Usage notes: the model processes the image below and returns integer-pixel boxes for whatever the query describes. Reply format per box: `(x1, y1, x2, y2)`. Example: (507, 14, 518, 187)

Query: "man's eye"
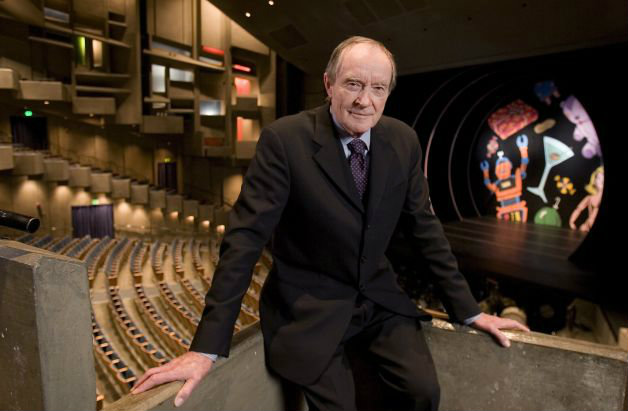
(346, 82, 361, 90)
(373, 86, 387, 95)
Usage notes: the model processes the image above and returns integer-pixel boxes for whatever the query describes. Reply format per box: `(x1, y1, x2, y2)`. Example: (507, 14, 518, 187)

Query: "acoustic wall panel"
(12, 152, 44, 176)
(0, 145, 14, 170)
(183, 199, 198, 218)
(131, 183, 149, 204)
(90, 172, 112, 193)
(149, 188, 166, 208)
(69, 165, 91, 187)
(111, 178, 131, 199)
(43, 158, 70, 181)
(166, 193, 183, 213)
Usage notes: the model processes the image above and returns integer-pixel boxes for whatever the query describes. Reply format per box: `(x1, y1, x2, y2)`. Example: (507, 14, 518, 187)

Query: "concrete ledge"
(104, 319, 628, 411)
(0, 144, 14, 170)
(0, 240, 95, 411)
(0, 68, 20, 90)
(19, 80, 68, 101)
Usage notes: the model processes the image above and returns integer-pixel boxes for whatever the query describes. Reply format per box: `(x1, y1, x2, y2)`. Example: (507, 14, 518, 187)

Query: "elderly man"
(133, 36, 528, 411)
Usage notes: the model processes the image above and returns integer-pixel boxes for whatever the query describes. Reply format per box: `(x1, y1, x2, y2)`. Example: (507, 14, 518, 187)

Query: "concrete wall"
(105, 321, 628, 411)
(0, 240, 96, 411)
(0, 108, 246, 237)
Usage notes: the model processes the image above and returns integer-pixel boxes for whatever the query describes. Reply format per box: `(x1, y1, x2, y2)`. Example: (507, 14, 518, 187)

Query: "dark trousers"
(299, 296, 440, 411)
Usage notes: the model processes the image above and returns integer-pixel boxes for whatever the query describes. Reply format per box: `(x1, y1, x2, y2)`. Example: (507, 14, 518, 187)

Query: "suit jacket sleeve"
(400, 133, 481, 323)
(190, 127, 290, 356)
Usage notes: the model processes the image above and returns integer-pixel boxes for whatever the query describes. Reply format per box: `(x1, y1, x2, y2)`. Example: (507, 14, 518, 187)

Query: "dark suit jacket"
(190, 104, 480, 385)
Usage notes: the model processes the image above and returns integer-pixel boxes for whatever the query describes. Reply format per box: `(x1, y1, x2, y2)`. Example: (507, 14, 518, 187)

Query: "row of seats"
(129, 241, 148, 283)
(105, 238, 132, 287)
(108, 286, 169, 368)
(150, 241, 167, 282)
(171, 239, 185, 276)
(31, 234, 53, 248)
(133, 283, 190, 356)
(91, 313, 137, 392)
(65, 236, 95, 259)
(85, 237, 115, 287)
(48, 235, 73, 253)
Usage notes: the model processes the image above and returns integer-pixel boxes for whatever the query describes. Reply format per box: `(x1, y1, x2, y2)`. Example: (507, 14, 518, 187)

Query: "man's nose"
(354, 88, 371, 106)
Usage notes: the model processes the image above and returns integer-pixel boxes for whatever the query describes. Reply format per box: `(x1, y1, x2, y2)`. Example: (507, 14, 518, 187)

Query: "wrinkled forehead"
(336, 44, 393, 83)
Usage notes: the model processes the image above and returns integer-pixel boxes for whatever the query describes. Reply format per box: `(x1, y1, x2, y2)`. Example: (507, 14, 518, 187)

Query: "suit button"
(359, 284, 366, 292)
(360, 256, 367, 264)
(366, 224, 371, 230)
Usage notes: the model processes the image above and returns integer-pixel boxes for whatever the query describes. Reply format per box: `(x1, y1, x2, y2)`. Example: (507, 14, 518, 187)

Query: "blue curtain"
(71, 204, 114, 238)
(72, 206, 91, 238)
(158, 162, 177, 191)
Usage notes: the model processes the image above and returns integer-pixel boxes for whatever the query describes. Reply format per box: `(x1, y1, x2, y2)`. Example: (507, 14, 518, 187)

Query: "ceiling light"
(245, 12, 251, 17)
(268, 0, 274, 5)
(44, 101, 50, 105)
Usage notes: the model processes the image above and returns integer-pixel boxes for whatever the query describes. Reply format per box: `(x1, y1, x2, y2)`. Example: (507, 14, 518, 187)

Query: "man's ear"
(323, 72, 332, 98)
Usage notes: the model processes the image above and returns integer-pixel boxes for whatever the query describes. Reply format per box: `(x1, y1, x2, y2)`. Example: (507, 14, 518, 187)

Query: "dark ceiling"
(209, 0, 628, 76)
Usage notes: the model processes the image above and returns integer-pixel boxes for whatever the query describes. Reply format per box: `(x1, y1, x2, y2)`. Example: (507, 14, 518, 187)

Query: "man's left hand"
(469, 313, 530, 347)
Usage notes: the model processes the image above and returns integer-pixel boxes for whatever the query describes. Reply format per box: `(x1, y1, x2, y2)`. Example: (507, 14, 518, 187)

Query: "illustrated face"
(595, 170, 604, 190)
(324, 43, 392, 136)
(495, 160, 512, 180)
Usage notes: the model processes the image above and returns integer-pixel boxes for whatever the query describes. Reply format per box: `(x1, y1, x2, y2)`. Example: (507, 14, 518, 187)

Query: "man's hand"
(469, 312, 530, 347)
(131, 351, 214, 407)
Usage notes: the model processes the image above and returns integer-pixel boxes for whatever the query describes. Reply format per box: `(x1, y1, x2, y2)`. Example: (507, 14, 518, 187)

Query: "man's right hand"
(131, 351, 214, 407)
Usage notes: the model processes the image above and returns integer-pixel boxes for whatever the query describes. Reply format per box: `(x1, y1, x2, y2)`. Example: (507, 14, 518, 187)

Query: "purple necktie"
(348, 138, 369, 199)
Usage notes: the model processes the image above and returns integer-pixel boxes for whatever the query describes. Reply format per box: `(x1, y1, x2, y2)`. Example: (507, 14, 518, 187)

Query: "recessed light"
(245, 12, 251, 17)
(44, 101, 50, 105)
(268, 0, 274, 5)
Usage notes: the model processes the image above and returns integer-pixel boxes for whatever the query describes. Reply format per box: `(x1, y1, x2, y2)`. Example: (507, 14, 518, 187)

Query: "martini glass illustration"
(527, 136, 574, 203)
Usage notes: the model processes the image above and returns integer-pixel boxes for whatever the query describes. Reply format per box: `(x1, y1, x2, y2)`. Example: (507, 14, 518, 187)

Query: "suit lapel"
(312, 106, 365, 213)
(366, 122, 395, 224)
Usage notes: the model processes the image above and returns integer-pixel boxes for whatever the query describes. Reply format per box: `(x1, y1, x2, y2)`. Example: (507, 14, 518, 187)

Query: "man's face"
(324, 43, 392, 136)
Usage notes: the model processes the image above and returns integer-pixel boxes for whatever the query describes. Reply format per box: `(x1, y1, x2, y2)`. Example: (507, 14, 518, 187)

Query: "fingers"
(132, 369, 180, 394)
(489, 327, 511, 348)
(174, 377, 201, 407)
(133, 362, 175, 392)
(497, 318, 530, 333)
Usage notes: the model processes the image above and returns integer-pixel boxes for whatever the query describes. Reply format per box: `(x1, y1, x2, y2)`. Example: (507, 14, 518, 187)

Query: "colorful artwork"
(534, 80, 561, 105)
(527, 136, 574, 203)
(534, 197, 563, 227)
(488, 100, 539, 140)
(473, 79, 604, 230)
(555, 175, 576, 195)
(561, 95, 601, 159)
(534, 119, 556, 134)
(486, 136, 499, 158)
(569, 166, 604, 232)
(480, 134, 530, 222)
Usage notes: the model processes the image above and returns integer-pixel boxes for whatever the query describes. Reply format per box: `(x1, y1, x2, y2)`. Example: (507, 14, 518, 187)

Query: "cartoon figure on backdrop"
(480, 134, 529, 222)
(486, 136, 499, 158)
(561, 95, 601, 159)
(569, 166, 604, 232)
(534, 197, 562, 227)
(534, 80, 561, 105)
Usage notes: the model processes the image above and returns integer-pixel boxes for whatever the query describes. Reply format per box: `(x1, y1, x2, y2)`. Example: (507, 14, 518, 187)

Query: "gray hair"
(325, 36, 397, 92)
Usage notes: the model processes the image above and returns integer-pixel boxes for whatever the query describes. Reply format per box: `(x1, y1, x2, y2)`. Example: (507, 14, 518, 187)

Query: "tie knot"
(348, 138, 367, 155)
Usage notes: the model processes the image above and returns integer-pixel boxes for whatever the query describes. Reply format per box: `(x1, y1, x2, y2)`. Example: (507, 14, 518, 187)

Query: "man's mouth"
(348, 111, 371, 117)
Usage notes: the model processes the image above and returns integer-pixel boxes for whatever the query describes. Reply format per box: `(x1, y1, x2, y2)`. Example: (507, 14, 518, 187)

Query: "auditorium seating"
(5, 230, 269, 405)
(104, 238, 133, 287)
(133, 283, 190, 356)
(31, 234, 53, 249)
(84, 237, 116, 287)
(47, 235, 73, 253)
(65, 235, 96, 259)
(107, 286, 169, 368)
(91, 313, 137, 392)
